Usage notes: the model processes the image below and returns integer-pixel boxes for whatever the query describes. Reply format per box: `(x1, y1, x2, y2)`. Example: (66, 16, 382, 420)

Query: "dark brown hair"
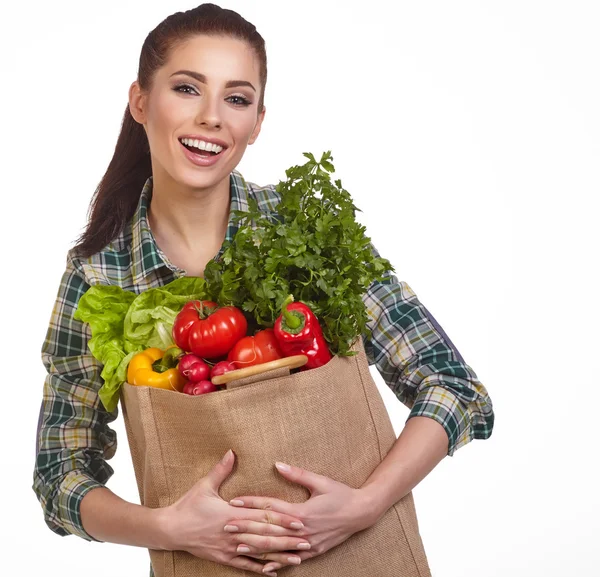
(74, 3, 267, 258)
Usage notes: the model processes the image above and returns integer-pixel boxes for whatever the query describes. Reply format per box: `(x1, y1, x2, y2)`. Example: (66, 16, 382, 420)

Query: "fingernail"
(237, 545, 251, 553)
(263, 571, 277, 577)
(290, 521, 304, 529)
(297, 542, 311, 550)
(288, 556, 302, 564)
(223, 525, 238, 532)
(275, 462, 290, 472)
(221, 449, 233, 464)
(230, 499, 245, 506)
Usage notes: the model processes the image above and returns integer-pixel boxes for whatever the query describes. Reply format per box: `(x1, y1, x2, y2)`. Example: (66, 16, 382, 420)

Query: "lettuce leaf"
(74, 276, 208, 412)
(74, 285, 137, 412)
(123, 277, 208, 352)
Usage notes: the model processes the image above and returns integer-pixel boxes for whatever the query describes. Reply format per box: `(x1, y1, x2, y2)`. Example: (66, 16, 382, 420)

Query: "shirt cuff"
(54, 471, 106, 542)
(407, 384, 473, 456)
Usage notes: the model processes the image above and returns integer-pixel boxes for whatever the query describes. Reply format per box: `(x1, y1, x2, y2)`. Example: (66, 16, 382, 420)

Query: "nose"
(195, 95, 222, 129)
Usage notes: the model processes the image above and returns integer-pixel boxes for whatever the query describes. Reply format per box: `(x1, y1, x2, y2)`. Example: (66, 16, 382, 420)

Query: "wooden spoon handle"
(211, 355, 308, 386)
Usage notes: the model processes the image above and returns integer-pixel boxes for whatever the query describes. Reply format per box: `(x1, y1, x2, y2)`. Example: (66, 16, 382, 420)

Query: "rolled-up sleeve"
(362, 265, 494, 456)
(33, 254, 117, 540)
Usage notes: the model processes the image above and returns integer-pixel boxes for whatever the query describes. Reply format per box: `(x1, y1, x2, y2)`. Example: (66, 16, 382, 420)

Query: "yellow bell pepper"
(127, 347, 187, 391)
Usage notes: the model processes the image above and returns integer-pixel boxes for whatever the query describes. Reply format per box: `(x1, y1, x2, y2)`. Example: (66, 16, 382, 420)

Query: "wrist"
(358, 482, 395, 526)
(149, 505, 174, 551)
(354, 485, 388, 529)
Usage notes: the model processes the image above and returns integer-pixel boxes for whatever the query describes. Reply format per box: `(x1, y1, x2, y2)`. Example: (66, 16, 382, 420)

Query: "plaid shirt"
(33, 170, 494, 545)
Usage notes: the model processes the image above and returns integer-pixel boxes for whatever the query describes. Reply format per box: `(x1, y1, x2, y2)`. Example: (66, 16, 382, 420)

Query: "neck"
(147, 171, 231, 254)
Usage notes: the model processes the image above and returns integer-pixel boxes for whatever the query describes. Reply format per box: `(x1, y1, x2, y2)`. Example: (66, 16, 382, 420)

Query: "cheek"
(228, 111, 260, 143)
(147, 92, 188, 141)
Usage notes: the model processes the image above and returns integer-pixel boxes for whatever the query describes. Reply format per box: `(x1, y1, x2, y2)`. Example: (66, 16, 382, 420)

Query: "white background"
(2, 1, 599, 574)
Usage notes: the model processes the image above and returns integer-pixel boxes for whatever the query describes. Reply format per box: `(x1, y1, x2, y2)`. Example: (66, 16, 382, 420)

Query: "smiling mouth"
(179, 137, 226, 157)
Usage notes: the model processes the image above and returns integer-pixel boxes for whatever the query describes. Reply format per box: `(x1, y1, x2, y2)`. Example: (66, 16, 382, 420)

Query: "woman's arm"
(34, 257, 117, 541)
(230, 418, 448, 575)
(80, 487, 165, 548)
(362, 261, 494, 457)
(81, 451, 309, 577)
(360, 416, 449, 524)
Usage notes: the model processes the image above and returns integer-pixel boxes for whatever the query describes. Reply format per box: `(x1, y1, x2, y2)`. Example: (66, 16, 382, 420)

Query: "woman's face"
(130, 34, 265, 191)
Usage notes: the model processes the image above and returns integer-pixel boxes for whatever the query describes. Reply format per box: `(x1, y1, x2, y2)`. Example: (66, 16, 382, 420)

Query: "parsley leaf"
(204, 151, 394, 356)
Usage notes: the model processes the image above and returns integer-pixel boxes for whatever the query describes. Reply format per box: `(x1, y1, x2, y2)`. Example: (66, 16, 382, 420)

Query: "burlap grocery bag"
(120, 339, 431, 576)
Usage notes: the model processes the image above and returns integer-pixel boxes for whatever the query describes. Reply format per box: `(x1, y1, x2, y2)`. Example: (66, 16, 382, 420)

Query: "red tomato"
(227, 329, 283, 368)
(172, 300, 248, 359)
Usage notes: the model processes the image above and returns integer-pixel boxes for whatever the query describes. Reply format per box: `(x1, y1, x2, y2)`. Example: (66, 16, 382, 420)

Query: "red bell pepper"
(273, 295, 333, 370)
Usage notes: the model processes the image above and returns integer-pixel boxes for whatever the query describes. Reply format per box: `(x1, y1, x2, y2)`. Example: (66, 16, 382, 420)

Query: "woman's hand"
(155, 451, 310, 577)
(229, 461, 378, 574)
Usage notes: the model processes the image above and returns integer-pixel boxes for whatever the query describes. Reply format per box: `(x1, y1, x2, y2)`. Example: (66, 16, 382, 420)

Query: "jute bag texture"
(120, 339, 431, 577)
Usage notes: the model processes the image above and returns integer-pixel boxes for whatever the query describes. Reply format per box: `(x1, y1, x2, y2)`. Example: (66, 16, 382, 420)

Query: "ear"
(248, 106, 266, 145)
(128, 80, 148, 126)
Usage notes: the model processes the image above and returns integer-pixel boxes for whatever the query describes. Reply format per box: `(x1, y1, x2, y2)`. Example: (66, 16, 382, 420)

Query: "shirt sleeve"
(362, 253, 494, 456)
(33, 252, 118, 541)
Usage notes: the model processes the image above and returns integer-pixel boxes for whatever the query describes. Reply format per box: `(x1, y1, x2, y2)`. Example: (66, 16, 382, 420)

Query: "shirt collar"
(130, 170, 252, 285)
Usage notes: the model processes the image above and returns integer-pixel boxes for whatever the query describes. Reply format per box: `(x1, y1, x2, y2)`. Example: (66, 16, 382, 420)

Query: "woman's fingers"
(224, 519, 304, 537)
(234, 533, 311, 554)
(230, 496, 296, 517)
(261, 550, 318, 573)
(241, 507, 304, 530)
(228, 555, 278, 577)
(247, 551, 302, 567)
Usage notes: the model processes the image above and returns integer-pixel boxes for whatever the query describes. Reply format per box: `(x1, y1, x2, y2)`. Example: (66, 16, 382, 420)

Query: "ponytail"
(74, 105, 151, 257)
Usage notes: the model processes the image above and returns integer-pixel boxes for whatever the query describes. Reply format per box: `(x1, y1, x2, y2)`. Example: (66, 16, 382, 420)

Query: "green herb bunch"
(204, 151, 394, 356)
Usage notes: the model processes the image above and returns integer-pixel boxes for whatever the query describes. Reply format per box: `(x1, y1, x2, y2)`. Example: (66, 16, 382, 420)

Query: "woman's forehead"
(163, 35, 261, 83)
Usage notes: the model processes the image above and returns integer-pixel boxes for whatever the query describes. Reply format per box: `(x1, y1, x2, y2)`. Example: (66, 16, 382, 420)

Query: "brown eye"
(174, 84, 198, 95)
(227, 95, 251, 107)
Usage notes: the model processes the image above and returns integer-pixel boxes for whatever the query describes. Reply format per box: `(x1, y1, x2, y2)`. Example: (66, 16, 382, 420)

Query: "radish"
(211, 360, 236, 378)
(190, 380, 218, 395)
(186, 361, 211, 383)
(182, 381, 196, 395)
(178, 353, 204, 375)
(178, 354, 210, 382)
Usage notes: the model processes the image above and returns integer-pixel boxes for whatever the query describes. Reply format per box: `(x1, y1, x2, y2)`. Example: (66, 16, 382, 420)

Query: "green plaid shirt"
(33, 170, 494, 544)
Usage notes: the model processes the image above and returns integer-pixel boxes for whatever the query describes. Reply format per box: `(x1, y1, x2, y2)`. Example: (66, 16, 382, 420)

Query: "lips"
(178, 135, 229, 149)
(179, 139, 226, 168)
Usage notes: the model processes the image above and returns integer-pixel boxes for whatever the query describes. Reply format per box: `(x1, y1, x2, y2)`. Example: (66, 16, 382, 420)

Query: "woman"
(33, 4, 494, 576)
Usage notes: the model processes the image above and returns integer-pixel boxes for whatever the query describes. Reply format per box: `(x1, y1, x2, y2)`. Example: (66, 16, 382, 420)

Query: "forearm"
(360, 416, 448, 522)
(80, 486, 167, 550)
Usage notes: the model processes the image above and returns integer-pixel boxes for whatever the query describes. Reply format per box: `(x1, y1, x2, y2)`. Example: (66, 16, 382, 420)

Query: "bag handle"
(212, 354, 308, 387)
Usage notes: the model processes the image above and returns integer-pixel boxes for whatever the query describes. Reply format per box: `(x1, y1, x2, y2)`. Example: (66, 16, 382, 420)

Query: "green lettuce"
(123, 277, 208, 352)
(74, 277, 208, 412)
(74, 285, 137, 412)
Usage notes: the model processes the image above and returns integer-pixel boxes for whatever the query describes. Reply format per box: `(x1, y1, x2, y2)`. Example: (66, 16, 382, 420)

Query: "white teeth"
(180, 137, 223, 154)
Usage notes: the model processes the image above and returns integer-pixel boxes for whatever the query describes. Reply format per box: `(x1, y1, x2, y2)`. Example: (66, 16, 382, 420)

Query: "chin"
(176, 165, 232, 191)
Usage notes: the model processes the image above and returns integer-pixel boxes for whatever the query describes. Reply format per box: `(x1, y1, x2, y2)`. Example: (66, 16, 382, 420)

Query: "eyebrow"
(170, 70, 256, 92)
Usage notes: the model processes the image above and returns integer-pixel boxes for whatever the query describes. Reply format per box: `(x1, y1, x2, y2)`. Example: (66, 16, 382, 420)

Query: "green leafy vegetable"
(74, 276, 208, 412)
(204, 151, 393, 356)
(123, 277, 208, 352)
(74, 285, 137, 412)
